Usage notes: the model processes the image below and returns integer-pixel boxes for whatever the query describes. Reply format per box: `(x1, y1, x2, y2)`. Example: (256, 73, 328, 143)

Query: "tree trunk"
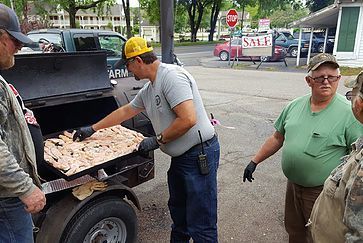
(187, 1, 197, 42)
(122, 0, 132, 38)
(194, 2, 204, 41)
(240, 5, 245, 31)
(68, 10, 77, 28)
(208, 0, 221, 41)
(67, 0, 77, 28)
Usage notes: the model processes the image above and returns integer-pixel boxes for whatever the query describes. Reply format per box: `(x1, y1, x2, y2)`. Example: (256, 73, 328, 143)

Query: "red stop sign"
(226, 9, 239, 28)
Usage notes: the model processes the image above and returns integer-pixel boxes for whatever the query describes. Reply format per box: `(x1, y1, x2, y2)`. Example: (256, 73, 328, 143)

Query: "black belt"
(187, 134, 217, 154)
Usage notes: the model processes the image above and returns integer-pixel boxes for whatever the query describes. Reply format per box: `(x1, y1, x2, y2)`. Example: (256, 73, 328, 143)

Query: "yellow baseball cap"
(124, 37, 153, 59)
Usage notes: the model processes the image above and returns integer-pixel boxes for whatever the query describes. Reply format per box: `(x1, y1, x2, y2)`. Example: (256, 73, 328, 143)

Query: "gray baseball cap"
(0, 4, 32, 44)
(307, 53, 339, 72)
(345, 71, 363, 89)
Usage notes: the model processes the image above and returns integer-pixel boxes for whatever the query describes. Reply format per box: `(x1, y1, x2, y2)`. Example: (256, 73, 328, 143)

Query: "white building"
(291, 0, 363, 67)
(28, 4, 130, 33)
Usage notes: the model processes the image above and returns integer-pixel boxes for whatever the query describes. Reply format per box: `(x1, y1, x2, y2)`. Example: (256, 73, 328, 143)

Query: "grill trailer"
(2, 51, 155, 243)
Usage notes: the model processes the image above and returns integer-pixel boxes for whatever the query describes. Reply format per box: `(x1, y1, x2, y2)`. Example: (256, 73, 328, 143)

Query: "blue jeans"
(0, 197, 34, 243)
(168, 135, 220, 243)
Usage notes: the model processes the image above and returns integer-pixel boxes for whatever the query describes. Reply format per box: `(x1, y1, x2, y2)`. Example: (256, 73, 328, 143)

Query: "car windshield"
(99, 35, 125, 57)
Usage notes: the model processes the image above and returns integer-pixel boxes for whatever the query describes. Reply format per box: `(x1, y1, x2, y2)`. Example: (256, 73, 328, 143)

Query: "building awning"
(289, 4, 339, 28)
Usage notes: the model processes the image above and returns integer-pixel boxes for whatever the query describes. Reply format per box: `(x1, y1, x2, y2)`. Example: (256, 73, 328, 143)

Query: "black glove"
(138, 136, 160, 154)
(243, 161, 257, 182)
(73, 126, 95, 141)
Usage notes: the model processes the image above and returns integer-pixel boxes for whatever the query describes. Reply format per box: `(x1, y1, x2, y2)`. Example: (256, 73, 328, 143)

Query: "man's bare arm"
(160, 99, 196, 143)
(252, 131, 284, 164)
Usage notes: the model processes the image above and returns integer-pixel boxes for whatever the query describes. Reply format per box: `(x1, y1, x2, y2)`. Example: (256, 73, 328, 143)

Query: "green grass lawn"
(340, 66, 363, 76)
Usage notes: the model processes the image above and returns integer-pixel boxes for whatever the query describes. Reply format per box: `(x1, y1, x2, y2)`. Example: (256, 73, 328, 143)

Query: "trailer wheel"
(61, 196, 137, 243)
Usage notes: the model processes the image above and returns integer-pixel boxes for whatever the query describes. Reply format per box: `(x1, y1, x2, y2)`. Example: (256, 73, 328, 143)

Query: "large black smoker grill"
(2, 51, 155, 242)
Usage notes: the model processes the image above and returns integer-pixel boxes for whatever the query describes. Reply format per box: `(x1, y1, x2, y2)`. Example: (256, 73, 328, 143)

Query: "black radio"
(197, 130, 209, 175)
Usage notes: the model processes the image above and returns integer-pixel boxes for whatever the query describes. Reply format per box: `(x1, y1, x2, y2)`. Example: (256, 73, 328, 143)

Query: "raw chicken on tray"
(44, 125, 144, 176)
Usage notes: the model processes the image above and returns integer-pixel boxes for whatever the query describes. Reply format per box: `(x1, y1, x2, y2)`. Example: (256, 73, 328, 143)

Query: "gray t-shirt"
(130, 63, 215, 157)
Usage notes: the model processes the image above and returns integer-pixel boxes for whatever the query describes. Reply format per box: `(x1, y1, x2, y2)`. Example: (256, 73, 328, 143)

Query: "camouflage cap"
(344, 70, 363, 89)
(307, 53, 339, 72)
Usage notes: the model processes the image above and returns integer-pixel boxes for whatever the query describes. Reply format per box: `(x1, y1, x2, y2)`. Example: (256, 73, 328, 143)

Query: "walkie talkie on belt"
(197, 130, 209, 175)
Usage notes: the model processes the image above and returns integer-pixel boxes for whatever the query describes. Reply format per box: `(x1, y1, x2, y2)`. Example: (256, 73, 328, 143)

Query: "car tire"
(219, 51, 229, 61)
(318, 44, 324, 53)
(60, 196, 137, 243)
(289, 47, 298, 57)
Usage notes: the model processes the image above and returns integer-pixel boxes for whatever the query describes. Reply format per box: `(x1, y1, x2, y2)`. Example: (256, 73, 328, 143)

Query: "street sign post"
(226, 9, 239, 66)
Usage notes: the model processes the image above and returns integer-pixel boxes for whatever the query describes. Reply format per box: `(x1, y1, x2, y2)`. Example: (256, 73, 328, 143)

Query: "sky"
(116, 0, 139, 8)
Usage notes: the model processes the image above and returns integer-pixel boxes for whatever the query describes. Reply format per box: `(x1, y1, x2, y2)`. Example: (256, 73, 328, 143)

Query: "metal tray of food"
(42, 126, 150, 181)
(42, 151, 144, 181)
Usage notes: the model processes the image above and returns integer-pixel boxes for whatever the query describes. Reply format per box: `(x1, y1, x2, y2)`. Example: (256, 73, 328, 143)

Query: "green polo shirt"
(274, 94, 363, 187)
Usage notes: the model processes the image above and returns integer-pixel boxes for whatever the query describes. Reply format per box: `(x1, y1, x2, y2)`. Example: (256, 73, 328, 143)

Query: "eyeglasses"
(309, 75, 341, 83)
(345, 91, 353, 101)
(345, 91, 363, 101)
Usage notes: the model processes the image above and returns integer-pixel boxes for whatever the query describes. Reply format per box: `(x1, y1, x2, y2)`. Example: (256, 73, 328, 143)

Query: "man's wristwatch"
(156, 133, 165, 144)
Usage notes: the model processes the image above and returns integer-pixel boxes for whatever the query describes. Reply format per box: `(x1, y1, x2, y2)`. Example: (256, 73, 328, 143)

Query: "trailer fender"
(35, 184, 140, 243)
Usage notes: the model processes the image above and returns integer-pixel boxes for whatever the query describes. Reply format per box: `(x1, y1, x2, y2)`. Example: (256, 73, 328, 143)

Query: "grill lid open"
(1, 51, 111, 102)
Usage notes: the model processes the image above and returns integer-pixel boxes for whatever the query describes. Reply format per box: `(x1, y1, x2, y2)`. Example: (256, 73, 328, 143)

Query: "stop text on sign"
(227, 15, 238, 23)
(242, 34, 273, 49)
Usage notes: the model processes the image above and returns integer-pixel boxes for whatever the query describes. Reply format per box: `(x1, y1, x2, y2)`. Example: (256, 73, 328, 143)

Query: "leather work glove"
(73, 125, 95, 142)
(138, 136, 160, 155)
(243, 161, 257, 182)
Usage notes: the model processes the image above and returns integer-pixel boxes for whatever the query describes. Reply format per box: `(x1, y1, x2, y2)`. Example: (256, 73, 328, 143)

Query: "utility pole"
(160, 0, 174, 64)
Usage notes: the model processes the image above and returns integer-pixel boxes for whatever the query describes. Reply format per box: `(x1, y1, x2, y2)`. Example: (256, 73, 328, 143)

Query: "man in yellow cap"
(74, 37, 220, 242)
(309, 71, 363, 242)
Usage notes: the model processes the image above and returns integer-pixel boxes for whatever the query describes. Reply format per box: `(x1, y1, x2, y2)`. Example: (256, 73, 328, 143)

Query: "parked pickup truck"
(293, 32, 334, 53)
(25, 28, 128, 79)
(275, 31, 309, 57)
(2, 51, 155, 243)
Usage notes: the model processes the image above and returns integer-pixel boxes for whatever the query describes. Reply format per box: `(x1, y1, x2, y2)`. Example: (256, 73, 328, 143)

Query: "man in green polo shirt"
(243, 53, 363, 243)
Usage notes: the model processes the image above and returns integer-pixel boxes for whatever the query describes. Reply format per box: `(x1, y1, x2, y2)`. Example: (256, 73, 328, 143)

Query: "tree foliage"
(139, 0, 160, 25)
(269, 6, 308, 28)
(306, 0, 334, 13)
(234, 0, 256, 29)
(175, 3, 189, 33)
(178, 0, 214, 42)
(255, 0, 302, 18)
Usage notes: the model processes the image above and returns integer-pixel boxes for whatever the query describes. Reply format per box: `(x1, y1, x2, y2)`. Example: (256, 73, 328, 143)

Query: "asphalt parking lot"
(133, 62, 352, 242)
